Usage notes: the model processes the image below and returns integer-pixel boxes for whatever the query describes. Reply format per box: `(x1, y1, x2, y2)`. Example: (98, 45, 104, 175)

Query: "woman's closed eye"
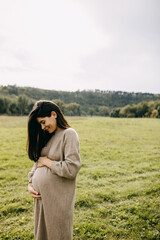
(40, 120, 45, 125)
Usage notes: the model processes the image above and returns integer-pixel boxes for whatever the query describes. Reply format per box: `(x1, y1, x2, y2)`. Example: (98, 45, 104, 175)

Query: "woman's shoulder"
(63, 128, 79, 138)
(64, 127, 77, 134)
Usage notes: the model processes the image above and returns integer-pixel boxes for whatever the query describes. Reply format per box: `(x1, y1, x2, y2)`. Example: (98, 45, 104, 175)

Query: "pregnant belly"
(32, 166, 76, 211)
(32, 166, 55, 194)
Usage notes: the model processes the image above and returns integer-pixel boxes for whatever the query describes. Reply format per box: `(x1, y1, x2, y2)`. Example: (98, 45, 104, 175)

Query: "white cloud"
(0, 0, 159, 93)
(0, 0, 110, 90)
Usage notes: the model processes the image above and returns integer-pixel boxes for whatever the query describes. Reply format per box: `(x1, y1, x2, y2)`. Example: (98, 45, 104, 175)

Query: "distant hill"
(1, 85, 160, 107)
(0, 85, 160, 116)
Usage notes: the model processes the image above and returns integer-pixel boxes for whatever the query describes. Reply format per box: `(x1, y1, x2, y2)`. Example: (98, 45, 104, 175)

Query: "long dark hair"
(27, 100, 70, 161)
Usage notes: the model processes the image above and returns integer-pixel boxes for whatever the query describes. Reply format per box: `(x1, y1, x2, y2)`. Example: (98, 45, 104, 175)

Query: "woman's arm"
(51, 128, 81, 179)
(37, 128, 81, 179)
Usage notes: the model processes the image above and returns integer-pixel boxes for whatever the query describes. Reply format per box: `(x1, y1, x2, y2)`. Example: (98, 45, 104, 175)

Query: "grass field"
(0, 116, 160, 239)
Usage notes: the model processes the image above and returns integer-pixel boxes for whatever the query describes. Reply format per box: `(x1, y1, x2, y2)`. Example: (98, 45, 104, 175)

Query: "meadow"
(0, 116, 159, 240)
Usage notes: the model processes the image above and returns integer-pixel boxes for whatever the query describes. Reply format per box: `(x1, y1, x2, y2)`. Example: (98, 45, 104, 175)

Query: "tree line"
(0, 95, 109, 116)
(110, 100, 160, 118)
(0, 85, 160, 117)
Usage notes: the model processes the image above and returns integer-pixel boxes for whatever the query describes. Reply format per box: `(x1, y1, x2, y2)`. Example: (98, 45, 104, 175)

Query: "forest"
(0, 85, 160, 118)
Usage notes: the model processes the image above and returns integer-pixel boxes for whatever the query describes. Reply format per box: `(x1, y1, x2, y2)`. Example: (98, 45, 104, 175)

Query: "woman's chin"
(48, 129, 55, 134)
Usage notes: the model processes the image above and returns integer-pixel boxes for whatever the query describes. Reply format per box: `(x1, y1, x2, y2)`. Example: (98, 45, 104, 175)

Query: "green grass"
(0, 116, 160, 239)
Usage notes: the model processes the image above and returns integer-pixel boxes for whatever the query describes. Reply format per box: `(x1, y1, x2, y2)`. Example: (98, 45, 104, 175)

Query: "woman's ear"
(51, 111, 57, 118)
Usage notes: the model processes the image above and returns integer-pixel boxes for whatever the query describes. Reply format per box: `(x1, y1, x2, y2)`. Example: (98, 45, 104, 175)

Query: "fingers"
(37, 162, 43, 168)
(28, 185, 37, 193)
(37, 157, 47, 166)
(28, 183, 42, 199)
(31, 193, 42, 199)
(37, 157, 43, 163)
(29, 188, 42, 199)
(37, 158, 44, 167)
(30, 191, 42, 199)
(28, 184, 37, 194)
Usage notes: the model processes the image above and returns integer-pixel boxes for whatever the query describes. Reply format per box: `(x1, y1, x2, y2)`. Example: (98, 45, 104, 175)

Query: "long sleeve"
(28, 162, 37, 183)
(51, 128, 81, 179)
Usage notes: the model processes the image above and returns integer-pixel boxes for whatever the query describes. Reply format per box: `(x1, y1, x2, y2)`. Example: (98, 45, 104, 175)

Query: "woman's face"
(37, 111, 58, 134)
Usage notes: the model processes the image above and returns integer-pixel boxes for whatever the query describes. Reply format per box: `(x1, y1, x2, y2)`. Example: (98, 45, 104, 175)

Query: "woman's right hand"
(28, 183, 41, 199)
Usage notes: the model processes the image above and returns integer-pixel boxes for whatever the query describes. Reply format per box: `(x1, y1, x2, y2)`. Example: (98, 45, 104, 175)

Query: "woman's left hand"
(37, 157, 47, 167)
(37, 157, 53, 169)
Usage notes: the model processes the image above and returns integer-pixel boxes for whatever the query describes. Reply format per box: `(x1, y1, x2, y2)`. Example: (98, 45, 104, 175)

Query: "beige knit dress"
(28, 128, 81, 240)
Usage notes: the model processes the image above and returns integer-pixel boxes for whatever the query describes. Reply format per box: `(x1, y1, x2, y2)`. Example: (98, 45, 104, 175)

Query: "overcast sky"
(0, 0, 160, 93)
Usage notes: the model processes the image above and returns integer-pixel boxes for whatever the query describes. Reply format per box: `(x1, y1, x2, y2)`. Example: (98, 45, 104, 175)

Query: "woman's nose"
(41, 124, 45, 130)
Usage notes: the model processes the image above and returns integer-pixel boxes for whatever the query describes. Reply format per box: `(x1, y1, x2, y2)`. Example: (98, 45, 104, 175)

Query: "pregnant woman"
(27, 100, 81, 240)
